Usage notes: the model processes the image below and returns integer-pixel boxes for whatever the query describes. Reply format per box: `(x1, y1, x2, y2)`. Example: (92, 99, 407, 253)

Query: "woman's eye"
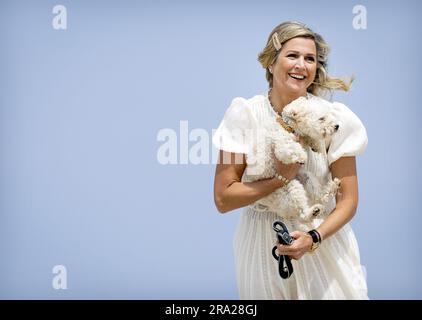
(287, 54, 297, 59)
(306, 57, 315, 62)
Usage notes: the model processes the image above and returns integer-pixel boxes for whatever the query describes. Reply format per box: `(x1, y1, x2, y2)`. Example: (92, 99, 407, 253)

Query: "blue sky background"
(1, 0, 421, 299)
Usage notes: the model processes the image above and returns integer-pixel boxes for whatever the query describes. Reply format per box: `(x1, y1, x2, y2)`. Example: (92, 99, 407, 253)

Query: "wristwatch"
(307, 229, 322, 253)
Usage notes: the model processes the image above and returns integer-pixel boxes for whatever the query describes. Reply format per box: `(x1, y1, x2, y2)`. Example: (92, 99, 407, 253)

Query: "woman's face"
(271, 37, 317, 96)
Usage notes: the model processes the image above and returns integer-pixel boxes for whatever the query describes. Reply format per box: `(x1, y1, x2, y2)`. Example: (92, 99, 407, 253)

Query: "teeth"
(289, 74, 305, 80)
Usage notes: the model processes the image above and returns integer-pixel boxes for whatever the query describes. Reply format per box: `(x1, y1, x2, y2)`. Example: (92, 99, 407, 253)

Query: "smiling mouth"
(289, 73, 306, 80)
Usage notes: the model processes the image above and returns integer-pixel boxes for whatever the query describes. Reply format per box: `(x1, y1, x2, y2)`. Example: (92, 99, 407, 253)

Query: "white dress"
(212, 92, 369, 300)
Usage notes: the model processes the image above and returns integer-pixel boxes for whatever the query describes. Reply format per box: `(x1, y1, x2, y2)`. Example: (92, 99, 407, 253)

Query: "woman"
(212, 21, 368, 299)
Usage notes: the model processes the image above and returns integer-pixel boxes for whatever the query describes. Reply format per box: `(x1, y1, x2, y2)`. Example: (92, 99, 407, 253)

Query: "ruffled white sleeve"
(327, 102, 368, 165)
(212, 97, 256, 154)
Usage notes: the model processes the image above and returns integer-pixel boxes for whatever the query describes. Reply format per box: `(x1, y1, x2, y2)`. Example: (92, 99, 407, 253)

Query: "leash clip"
(272, 220, 294, 279)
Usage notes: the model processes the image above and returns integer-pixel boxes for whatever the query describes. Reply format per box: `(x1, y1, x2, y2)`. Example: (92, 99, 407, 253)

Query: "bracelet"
(308, 229, 322, 243)
(274, 173, 290, 185)
(307, 229, 322, 253)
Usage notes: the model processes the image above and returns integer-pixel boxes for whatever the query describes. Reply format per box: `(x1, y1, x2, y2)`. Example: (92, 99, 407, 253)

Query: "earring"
(269, 67, 273, 74)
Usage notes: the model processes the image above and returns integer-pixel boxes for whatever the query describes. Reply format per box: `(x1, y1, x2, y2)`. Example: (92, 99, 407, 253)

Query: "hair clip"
(272, 32, 282, 51)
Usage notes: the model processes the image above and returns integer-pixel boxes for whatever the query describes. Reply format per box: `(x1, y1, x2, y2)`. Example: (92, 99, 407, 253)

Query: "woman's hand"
(276, 231, 313, 260)
(274, 161, 301, 182)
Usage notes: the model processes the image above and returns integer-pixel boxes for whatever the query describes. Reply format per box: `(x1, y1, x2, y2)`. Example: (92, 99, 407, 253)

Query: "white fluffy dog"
(246, 97, 341, 222)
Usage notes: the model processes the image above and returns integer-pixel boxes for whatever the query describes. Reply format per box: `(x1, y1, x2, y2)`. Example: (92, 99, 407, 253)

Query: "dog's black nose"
(334, 124, 339, 131)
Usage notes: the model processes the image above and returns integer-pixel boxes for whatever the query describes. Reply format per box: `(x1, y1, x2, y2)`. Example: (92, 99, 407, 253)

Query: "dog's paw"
(332, 177, 342, 196)
(333, 177, 341, 189)
(291, 147, 307, 164)
(326, 177, 341, 196)
(311, 204, 324, 217)
(300, 204, 324, 221)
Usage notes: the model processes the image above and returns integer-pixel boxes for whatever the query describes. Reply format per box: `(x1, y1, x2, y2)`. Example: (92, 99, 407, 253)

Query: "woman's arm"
(213, 150, 300, 213)
(214, 151, 282, 213)
(315, 156, 359, 240)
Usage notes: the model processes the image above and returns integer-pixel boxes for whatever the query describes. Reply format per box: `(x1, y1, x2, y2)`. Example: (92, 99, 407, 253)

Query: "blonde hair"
(258, 21, 353, 96)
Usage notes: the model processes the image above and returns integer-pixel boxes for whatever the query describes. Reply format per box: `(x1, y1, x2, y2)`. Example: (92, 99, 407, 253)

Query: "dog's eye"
(292, 112, 297, 117)
(318, 117, 325, 121)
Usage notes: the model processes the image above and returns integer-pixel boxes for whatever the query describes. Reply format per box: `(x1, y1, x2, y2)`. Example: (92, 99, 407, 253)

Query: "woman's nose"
(295, 57, 305, 69)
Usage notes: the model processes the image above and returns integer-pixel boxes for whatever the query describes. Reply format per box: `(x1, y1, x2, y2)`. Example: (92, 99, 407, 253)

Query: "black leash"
(272, 220, 294, 279)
